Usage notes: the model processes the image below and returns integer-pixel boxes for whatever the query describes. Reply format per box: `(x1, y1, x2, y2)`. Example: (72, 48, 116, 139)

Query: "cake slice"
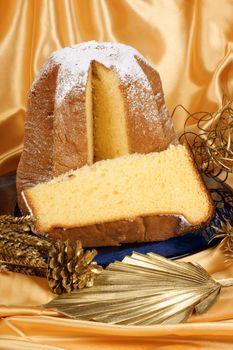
(22, 145, 214, 246)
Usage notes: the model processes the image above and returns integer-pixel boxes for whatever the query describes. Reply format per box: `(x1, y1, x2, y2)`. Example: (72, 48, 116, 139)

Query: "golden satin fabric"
(0, 0, 233, 348)
(1, 246, 233, 349)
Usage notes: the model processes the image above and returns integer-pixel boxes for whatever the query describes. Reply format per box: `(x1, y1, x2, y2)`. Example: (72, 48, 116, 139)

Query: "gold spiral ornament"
(174, 99, 233, 182)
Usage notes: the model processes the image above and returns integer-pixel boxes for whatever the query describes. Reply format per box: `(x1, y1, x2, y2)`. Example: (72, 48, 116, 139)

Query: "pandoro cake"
(16, 41, 178, 212)
(22, 145, 214, 247)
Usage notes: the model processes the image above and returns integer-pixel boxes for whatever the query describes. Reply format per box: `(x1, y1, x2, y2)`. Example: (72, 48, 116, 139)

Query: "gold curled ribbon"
(173, 99, 233, 183)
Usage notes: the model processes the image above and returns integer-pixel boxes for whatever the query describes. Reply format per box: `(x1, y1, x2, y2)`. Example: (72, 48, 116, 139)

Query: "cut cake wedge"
(22, 144, 214, 247)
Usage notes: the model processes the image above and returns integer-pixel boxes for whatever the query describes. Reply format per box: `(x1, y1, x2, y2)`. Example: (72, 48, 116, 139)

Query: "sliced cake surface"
(23, 145, 213, 234)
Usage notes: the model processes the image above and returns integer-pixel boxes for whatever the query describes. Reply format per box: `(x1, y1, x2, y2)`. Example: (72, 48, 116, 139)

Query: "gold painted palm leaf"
(45, 252, 233, 325)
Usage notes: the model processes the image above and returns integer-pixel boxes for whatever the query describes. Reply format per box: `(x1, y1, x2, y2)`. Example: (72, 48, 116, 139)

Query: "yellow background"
(0, 0, 233, 348)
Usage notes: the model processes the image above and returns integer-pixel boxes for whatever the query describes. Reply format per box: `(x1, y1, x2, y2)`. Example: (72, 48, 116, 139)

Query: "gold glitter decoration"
(0, 215, 102, 294)
(47, 240, 102, 295)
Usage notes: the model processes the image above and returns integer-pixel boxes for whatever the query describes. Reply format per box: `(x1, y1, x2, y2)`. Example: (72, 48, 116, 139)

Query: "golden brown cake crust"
(29, 213, 210, 248)
(42, 215, 186, 247)
(17, 64, 59, 212)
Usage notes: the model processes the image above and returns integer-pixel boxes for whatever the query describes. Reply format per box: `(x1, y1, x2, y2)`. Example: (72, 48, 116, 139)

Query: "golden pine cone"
(47, 240, 102, 295)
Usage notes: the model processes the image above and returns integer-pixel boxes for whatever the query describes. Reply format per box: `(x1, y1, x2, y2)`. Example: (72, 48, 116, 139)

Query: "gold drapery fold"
(0, 0, 233, 348)
(1, 245, 233, 349)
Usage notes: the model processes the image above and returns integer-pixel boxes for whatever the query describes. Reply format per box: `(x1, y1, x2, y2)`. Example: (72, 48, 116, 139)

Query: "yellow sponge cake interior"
(92, 62, 129, 162)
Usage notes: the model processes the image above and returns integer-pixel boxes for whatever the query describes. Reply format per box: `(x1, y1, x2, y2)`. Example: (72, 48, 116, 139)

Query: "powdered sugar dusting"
(30, 58, 54, 93)
(31, 43, 176, 138)
(30, 41, 177, 149)
(51, 41, 155, 110)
